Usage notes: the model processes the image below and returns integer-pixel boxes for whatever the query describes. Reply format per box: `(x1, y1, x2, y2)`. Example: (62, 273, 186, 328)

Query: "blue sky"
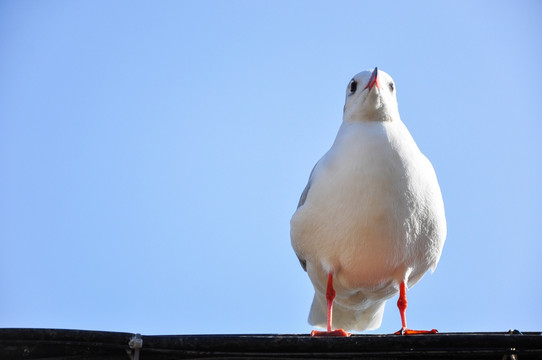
(1, 1, 541, 335)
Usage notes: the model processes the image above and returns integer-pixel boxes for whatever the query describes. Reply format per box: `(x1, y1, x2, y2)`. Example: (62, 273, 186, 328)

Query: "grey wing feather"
(296, 162, 318, 209)
(297, 181, 311, 209)
(297, 255, 307, 271)
(294, 162, 319, 272)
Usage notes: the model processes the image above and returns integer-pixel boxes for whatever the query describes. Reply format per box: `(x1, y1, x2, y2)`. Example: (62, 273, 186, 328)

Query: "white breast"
(291, 119, 446, 297)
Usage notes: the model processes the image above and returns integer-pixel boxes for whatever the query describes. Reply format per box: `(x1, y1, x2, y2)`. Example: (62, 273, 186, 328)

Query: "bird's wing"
(296, 255, 307, 272)
(297, 161, 319, 209)
(294, 161, 320, 272)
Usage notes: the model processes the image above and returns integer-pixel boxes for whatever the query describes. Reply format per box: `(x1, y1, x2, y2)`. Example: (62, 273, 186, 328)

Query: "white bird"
(290, 68, 446, 336)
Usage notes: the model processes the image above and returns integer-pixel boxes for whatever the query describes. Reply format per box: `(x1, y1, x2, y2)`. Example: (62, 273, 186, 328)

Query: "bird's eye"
(389, 82, 395, 92)
(349, 79, 357, 94)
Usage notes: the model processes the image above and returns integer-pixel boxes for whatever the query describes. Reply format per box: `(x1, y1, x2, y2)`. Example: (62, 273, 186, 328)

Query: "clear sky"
(1, 1, 541, 335)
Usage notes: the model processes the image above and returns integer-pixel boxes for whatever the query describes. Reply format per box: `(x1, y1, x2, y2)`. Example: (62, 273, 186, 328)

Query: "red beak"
(364, 67, 379, 90)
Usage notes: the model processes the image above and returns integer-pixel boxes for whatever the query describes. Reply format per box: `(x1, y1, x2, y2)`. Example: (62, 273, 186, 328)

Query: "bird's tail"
(308, 293, 386, 332)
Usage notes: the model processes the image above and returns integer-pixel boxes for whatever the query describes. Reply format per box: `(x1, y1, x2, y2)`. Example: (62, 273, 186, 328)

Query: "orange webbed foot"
(311, 329, 351, 337)
(394, 328, 438, 335)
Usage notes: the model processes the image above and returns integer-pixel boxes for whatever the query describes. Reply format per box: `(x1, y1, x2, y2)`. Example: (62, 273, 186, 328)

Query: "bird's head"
(343, 68, 399, 123)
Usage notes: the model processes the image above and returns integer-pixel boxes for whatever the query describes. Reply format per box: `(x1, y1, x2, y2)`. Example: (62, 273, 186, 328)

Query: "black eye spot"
(389, 82, 395, 92)
(349, 80, 357, 94)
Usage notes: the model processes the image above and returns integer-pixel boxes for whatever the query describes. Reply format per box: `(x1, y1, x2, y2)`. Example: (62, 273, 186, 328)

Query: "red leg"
(326, 272, 335, 331)
(397, 281, 408, 331)
(394, 281, 438, 335)
(311, 273, 350, 337)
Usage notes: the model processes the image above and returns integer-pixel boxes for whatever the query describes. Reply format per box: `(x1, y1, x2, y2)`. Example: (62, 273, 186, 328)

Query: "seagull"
(290, 68, 446, 336)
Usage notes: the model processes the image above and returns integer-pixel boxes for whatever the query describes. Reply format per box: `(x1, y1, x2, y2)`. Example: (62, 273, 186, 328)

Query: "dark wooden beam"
(1, 328, 541, 359)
